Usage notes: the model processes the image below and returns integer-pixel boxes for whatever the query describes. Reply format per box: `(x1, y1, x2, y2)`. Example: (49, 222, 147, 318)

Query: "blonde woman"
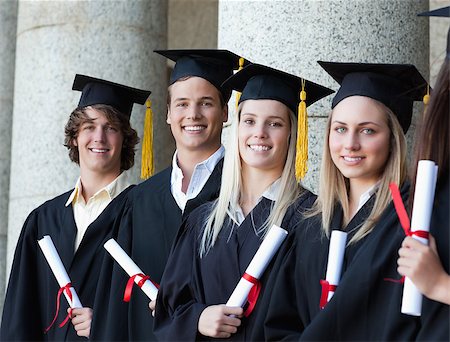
(153, 64, 332, 341)
(260, 62, 429, 341)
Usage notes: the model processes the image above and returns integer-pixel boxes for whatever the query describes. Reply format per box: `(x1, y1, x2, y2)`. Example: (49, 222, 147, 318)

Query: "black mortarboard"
(221, 63, 334, 113)
(318, 61, 429, 132)
(418, 6, 450, 58)
(72, 74, 151, 118)
(222, 63, 334, 181)
(154, 49, 250, 102)
(418, 6, 450, 18)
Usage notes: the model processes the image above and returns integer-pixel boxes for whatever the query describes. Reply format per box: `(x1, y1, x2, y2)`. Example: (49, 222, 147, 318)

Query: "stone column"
(429, 0, 450, 84)
(0, 0, 18, 319)
(6, 0, 170, 277)
(219, 0, 429, 191)
(168, 0, 218, 49)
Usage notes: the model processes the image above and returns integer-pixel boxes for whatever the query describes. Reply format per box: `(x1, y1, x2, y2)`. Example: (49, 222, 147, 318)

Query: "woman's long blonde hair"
(310, 98, 408, 244)
(199, 100, 303, 257)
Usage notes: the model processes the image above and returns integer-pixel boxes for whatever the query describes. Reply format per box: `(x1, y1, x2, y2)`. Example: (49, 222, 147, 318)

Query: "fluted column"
(219, 0, 429, 191)
(6, 0, 170, 278)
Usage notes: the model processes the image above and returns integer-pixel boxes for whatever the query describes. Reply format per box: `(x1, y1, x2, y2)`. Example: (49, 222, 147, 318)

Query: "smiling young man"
(90, 50, 248, 341)
(0, 75, 150, 341)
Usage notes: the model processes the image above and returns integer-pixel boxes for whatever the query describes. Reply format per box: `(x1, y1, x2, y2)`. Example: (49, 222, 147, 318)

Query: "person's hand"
(198, 305, 244, 338)
(149, 300, 156, 317)
(70, 307, 93, 338)
(398, 235, 450, 305)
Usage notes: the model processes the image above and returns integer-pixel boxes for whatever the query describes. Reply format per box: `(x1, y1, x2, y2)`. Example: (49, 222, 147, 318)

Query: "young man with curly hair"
(1, 75, 150, 341)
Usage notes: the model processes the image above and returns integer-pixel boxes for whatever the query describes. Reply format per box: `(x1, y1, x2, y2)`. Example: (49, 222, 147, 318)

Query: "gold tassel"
(235, 57, 245, 113)
(141, 99, 154, 180)
(423, 84, 430, 112)
(295, 79, 308, 182)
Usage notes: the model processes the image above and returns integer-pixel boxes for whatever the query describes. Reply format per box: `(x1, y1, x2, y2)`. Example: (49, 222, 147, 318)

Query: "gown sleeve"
(1, 211, 43, 341)
(252, 190, 323, 341)
(153, 209, 209, 341)
(90, 198, 133, 341)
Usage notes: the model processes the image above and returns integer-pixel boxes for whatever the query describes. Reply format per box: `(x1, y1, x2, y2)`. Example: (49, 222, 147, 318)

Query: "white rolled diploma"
(38, 235, 82, 308)
(104, 238, 158, 301)
(226, 225, 288, 308)
(324, 230, 348, 302)
(401, 160, 438, 316)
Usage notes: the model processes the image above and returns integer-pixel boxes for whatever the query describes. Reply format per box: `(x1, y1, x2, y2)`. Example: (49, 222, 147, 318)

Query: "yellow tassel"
(141, 99, 154, 180)
(295, 79, 308, 182)
(423, 84, 430, 108)
(235, 57, 245, 113)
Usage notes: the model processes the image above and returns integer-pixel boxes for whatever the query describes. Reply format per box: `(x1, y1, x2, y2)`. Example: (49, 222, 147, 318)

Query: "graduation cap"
(418, 6, 450, 58)
(72, 74, 151, 118)
(418, 6, 450, 18)
(223, 63, 334, 112)
(154, 49, 250, 102)
(317, 61, 429, 132)
(72, 74, 154, 179)
(222, 63, 334, 181)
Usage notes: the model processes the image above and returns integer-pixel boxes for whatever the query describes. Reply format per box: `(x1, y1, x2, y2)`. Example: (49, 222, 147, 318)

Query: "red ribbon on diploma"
(319, 279, 337, 309)
(383, 183, 429, 284)
(123, 273, 159, 302)
(44, 283, 73, 333)
(389, 183, 429, 239)
(242, 272, 261, 317)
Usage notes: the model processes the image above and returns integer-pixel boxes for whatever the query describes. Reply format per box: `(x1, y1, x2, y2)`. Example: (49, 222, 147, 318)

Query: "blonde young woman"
(259, 62, 429, 341)
(153, 64, 332, 341)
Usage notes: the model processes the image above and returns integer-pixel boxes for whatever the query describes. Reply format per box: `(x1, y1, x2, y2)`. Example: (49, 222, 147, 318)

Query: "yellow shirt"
(65, 172, 131, 252)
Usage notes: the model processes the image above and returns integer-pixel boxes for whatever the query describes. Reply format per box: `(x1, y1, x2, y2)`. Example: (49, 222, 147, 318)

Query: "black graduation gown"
(0, 186, 133, 341)
(298, 183, 421, 340)
(255, 193, 374, 341)
(416, 176, 449, 341)
(153, 190, 315, 341)
(90, 160, 223, 341)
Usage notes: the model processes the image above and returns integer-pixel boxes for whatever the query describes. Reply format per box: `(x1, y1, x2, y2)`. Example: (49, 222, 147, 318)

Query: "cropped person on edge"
(397, 6, 450, 340)
(258, 62, 429, 341)
(0, 75, 149, 341)
(153, 63, 332, 341)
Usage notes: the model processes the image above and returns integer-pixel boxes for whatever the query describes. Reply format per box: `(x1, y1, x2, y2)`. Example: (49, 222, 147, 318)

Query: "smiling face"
(166, 76, 228, 157)
(74, 107, 124, 178)
(328, 96, 391, 189)
(238, 99, 291, 174)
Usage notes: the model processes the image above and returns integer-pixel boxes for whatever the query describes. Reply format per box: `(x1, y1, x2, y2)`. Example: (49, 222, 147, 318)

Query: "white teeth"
(249, 145, 270, 151)
(91, 148, 108, 153)
(184, 126, 205, 132)
(343, 156, 362, 162)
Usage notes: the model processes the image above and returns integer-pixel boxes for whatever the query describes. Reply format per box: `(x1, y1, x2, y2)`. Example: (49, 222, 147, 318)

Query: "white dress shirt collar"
(171, 146, 225, 211)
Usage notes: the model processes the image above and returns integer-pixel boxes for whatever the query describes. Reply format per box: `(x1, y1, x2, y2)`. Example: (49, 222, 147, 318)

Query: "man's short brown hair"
(64, 104, 139, 171)
(166, 76, 227, 108)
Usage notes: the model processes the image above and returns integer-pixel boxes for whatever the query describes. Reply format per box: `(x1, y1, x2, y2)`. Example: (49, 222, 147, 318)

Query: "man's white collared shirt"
(171, 146, 225, 212)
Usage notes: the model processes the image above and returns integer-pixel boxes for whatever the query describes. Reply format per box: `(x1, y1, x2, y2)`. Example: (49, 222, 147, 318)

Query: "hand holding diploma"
(104, 238, 159, 301)
(198, 305, 244, 338)
(70, 307, 93, 338)
(399, 160, 439, 316)
(319, 230, 347, 309)
(38, 235, 82, 332)
(398, 235, 450, 305)
(226, 225, 288, 316)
